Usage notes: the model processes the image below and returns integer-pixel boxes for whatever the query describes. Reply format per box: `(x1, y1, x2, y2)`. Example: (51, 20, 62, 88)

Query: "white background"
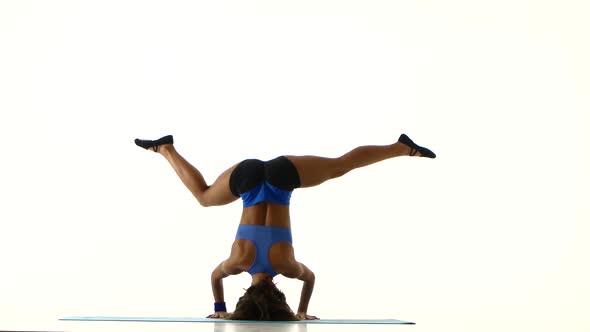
(1, 1, 589, 332)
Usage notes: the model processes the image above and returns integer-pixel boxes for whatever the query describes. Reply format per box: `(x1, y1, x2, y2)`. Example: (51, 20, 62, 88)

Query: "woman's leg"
(286, 141, 417, 188)
(154, 144, 239, 207)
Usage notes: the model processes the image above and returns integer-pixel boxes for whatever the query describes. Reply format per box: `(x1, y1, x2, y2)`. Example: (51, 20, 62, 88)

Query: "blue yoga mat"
(60, 316, 414, 325)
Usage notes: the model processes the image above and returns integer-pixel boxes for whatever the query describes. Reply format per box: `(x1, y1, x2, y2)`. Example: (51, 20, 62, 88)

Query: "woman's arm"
(280, 261, 318, 319)
(211, 262, 229, 303)
(295, 262, 317, 319)
(207, 260, 242, 318)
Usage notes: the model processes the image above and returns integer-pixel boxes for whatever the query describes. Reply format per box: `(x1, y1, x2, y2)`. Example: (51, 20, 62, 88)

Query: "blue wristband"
(214, 301, 227, 312)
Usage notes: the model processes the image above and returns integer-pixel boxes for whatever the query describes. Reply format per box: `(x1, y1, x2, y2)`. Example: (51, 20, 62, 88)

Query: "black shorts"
(229, 156, 301, 197)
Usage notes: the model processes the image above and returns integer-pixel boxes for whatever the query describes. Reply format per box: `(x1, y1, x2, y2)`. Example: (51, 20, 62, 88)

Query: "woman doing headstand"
(134, 134, 435, 321)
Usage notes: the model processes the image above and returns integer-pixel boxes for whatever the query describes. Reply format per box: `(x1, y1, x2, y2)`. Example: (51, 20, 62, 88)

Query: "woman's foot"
(398, 134, 436, 158)
(134, 135, 174, 152)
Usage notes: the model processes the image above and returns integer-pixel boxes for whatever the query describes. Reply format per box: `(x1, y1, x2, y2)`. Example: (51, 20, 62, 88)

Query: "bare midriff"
(238, 202, 292, 228)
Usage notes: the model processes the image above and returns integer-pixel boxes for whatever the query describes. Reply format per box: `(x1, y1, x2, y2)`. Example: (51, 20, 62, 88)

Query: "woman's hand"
(296, 312, 319, 320)
(207, 311, 231, 319)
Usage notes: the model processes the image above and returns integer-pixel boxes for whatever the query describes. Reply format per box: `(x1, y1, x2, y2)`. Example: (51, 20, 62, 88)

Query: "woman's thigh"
(284, 155, 347, 188)
(202, 162, 241, 206)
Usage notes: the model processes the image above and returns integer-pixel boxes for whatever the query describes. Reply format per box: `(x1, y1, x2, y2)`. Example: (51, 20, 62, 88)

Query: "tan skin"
(145, 139, 421, 320)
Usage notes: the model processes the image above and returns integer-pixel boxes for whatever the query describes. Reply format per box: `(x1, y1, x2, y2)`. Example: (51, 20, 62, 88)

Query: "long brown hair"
(228, 278, 299, 321)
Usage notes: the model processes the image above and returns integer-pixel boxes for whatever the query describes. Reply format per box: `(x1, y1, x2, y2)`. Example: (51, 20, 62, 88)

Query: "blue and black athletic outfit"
(229, 156, 300, 277)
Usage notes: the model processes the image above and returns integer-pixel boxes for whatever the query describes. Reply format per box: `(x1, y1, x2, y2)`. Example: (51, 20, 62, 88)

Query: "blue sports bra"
(235, 224, 293, 277)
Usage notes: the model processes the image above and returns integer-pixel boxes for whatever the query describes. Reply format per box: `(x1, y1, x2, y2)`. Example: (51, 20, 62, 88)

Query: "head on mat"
(134, 133, 436, 320)
(228, 278, 298, 321)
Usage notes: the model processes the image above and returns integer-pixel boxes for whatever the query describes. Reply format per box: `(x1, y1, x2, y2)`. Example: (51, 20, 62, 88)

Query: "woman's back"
(238, 202, 292, 228)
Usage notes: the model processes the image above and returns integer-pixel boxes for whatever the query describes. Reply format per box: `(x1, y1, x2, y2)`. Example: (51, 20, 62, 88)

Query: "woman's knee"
(193, 189, 213, 207)
(331, 167, 350, 179)
(331, 156, 352, 179)
(197, 187, 238, 207)
(197, 196, 213, 207)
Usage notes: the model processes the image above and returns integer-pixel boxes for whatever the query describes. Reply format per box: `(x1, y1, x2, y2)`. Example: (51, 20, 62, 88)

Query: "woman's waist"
(239, 202, 291, 227)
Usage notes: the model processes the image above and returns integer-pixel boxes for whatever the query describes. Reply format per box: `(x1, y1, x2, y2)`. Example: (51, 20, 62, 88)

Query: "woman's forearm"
(297, 278, 315, 314)
(211, 262, 228, 304)
(211, 276, 225, 303)
(297, 263, 315, 314)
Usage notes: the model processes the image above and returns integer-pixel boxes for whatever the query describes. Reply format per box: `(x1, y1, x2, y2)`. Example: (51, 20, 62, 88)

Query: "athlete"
(134, 134, 435, 320)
